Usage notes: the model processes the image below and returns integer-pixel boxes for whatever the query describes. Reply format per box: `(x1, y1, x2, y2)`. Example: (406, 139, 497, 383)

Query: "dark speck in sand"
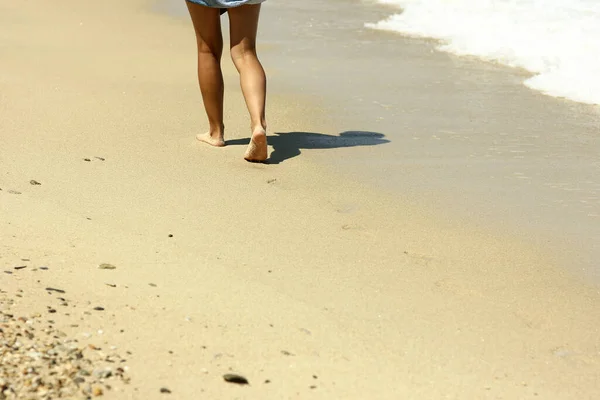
(40, 266, 49, 270)
(84, 158, 91, 162)
(30, 180, 41, 185)
(223, 374, 249, 385)
(95, 156, 105, 161)
(14, 266, 27, 270)
(45, 287, 66, 294)
(4, 271, 13, 275)
(168, 234, 173, 238)
(93, 307, 105, 311)
(160, 387, 172, 394)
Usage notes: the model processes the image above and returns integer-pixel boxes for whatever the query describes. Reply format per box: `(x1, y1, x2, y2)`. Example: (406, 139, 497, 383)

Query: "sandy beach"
(2, 0, 600, 399)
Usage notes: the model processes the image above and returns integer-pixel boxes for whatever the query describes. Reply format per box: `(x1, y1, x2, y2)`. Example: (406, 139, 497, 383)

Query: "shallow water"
(368, 0, 600, 105)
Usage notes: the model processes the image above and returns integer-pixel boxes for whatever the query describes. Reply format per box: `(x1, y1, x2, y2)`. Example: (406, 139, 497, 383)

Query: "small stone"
(98, 263, 116, 270)
(84, 158, 91, 162)
(223, 374, 249, 385)
(168, 234, 173, 238)
(14, 266, 27, 270)
(93, 367, 112, 379)
(46, 287, 66, 294)
(160, 387, 172, 394)
(92, 386, 103, 396)
(93, 307, 105, 311)
(30, 180, 41, 185)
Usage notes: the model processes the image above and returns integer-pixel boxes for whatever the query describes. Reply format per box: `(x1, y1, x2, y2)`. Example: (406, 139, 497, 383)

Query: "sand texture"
(1, 1, 599, 399)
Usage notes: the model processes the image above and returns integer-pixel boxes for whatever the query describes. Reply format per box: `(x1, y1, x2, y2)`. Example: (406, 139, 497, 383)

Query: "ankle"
(251, 121, 266, 133)
(209, 123, 225, 137)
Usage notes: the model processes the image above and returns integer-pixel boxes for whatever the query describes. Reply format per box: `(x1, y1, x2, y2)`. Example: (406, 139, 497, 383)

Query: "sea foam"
(366, 0, 600, 105)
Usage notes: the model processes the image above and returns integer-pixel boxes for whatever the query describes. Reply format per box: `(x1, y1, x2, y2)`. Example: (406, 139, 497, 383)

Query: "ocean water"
(366, 0, 600, 105)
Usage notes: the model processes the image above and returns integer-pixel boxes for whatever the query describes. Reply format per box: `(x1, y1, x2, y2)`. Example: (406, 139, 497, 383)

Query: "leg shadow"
(226, 131, 390, 164)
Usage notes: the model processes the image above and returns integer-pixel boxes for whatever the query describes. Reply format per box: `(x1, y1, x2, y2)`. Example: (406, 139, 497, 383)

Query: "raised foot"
(244, 128, 268, 162)
(196, 132, 225, 147)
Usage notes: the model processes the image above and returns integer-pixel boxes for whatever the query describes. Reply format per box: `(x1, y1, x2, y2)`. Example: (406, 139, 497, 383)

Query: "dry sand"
(1, 0, 599, 398)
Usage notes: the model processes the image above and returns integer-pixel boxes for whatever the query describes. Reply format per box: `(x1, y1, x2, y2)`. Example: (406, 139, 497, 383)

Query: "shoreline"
(2, 0, 600, 399)
(160, 0, 600, 282)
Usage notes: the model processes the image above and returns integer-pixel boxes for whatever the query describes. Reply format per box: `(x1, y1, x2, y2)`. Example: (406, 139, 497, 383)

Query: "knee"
(230, 44, 258, 65)
(197, 39, 222, 59)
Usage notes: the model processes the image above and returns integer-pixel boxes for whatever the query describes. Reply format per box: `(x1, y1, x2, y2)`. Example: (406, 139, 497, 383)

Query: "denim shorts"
(186, 0, 266, 7)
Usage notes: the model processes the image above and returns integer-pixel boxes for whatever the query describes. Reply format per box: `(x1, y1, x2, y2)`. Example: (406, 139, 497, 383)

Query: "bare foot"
(196, 132, 225, 147)
(244, 127, 268, 162)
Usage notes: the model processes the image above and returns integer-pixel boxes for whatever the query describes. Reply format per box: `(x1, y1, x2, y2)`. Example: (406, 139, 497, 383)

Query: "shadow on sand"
(226, 131, 390, 164)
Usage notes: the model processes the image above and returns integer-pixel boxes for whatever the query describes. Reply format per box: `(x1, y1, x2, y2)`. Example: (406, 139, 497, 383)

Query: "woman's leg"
(186, 2, 226, 146)
(228, 4, 268, 161)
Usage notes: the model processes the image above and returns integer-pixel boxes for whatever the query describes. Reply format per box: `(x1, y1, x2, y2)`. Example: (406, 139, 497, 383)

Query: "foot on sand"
(196, 132, 225, 147)
(244, 127, 268, 162)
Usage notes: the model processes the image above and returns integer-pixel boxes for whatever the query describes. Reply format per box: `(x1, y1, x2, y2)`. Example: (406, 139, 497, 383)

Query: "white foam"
(366, 0, 600, 105)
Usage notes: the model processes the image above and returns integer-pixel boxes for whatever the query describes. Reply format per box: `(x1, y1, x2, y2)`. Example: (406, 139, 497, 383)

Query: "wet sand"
(249, 0, 600, 282)
(1, 0, 600, 399)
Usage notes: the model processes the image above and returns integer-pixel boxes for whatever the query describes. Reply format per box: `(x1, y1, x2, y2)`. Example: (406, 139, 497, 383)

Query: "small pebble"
(223, 374, 249, 385)
(46, 287, 66, 294)
(160, 387, 172, 394)
(98, 263, 116, 270)
(93, 307, 105, 311)
(30, 180, 41, 185)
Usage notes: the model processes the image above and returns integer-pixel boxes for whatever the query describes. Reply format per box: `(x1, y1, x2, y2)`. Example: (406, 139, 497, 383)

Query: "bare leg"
(186, 2, 225, 146)
(228, 5, 268, 161)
